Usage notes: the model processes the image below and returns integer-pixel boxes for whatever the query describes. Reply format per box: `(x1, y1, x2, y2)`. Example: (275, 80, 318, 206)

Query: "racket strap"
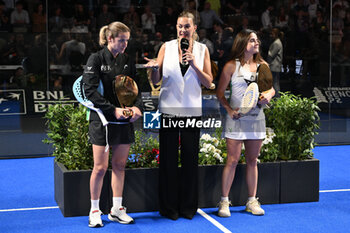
(104, 125, 109, 152)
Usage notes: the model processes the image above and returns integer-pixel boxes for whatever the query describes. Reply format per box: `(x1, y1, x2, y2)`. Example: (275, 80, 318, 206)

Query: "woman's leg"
(179, 127, 200, 219)
(89, 144, 109, 227)
(108, 143, 134, 224)
(218, 138, 242, 217)
(221, 138, 242, 197)
(90, 144, 109, 201)
(110, 144, 130, 198)
(158, 127, 180, 220)
(243, 139, 263, 198)
(243, 139, 265, 215)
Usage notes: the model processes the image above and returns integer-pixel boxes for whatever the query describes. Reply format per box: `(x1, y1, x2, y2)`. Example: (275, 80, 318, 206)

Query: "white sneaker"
(88, 210, 103, 227)
(218, 200, 231, 217)
(245, 198, 265, 215)
(108, 206, 134, 224)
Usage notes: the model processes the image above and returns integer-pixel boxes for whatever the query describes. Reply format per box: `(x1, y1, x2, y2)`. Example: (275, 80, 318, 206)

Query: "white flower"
(215, 149, 221, 154)
(263, 127, 275, 145)
(200, 148, 207, 153)
(213, 152, 223, 162)
(263, 130, 275, 145)
(266, 127, 275, 135)
(201, 133, 212, 141)
(208, 145, 216, 152)
(262, 137, 272, 145)
(212, 138, 219, 146)
(204, 143, 212, 149)
(205, 154, 209, 158)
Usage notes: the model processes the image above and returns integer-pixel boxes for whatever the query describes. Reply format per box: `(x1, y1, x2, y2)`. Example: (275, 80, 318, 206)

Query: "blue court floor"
(0, 145, 349, 233)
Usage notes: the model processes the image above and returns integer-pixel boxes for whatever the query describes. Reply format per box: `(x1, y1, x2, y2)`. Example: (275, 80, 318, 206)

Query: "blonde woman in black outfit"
(82, 21, 142, 227)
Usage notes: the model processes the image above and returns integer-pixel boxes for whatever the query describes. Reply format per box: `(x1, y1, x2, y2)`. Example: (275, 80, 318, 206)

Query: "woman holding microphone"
(144, 11, 213, 220)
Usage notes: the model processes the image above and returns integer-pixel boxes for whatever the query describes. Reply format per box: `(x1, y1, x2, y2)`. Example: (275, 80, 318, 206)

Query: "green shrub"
(261, 92, 320, 161)
(43, 104, 93, 170)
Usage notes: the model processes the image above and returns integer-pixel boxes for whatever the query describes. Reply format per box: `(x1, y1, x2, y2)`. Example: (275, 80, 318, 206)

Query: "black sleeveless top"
(180, 62, 189, 76)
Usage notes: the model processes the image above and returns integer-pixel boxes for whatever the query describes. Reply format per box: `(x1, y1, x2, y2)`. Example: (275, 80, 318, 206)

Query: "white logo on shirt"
(101, 65, 111, 72)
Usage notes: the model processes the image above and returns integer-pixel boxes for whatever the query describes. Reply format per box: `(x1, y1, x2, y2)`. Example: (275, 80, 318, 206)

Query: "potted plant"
(44, 104, 110, 217)
(261, 92, 321, 203)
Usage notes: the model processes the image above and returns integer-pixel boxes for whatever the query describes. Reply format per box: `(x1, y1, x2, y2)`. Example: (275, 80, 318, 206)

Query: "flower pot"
(54, 161, 111, 217)
(54, 159, 318, 217)
(122, 167, 159, 212)
(280, 158, 319, 203)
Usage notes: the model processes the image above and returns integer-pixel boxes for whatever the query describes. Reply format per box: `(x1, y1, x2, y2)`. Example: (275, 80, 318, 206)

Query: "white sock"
(90, 199, 100, 211)
(248, 197, 256, 202)
(113, 197, 123, 208)
(221, 196, 229, 202)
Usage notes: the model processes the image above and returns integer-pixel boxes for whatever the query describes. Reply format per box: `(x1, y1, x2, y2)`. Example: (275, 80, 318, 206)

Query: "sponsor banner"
(0, 89, 26, 115)
(313, 87, 350, 106)
(31, 90, 76, 113)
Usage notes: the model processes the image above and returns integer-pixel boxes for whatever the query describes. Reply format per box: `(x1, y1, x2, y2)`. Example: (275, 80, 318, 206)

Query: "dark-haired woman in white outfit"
(216, 29, 275, 217)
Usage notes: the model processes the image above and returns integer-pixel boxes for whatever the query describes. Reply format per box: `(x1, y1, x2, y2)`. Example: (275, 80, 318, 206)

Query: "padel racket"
(72, 76, 129, 126)
(238, 82, 259, 115)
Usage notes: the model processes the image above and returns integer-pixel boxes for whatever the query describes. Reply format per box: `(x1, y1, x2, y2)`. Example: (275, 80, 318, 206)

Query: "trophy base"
(151, 90, 160, 96)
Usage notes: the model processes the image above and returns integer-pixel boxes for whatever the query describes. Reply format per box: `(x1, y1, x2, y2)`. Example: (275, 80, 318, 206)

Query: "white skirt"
(224, 114, 266, 140)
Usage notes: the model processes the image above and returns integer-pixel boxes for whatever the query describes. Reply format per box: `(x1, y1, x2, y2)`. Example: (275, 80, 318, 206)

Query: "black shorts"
(88, 120, 135, 146)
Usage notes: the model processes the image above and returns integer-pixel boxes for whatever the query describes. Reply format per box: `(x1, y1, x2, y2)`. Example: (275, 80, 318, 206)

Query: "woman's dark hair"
(228, 29, 264, 65)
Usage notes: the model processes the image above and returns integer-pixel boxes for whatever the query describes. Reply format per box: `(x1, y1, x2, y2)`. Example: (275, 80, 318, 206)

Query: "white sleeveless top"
(224, 60, 266, 140)
(159, 39, 206, 116)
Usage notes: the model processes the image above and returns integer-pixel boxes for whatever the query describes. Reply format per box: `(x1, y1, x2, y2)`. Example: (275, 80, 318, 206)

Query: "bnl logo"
(143, 110, 161, 129)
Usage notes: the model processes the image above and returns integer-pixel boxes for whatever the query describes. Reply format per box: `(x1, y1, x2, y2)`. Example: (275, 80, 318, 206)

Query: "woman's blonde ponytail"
(98, 22, 130, 47)
(99, 25, 109, 46)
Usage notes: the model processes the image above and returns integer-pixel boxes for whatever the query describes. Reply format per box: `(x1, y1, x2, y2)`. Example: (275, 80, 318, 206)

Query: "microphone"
(180, 38, 189, 65)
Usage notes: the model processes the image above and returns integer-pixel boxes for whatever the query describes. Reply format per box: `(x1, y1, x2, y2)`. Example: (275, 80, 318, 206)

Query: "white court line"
(197, 188, 350, 233)
(0, 206, 59, 212)
(319, 189, 350, 193)
(197, 208, 232, 233)
(0, 188, 349, 214)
